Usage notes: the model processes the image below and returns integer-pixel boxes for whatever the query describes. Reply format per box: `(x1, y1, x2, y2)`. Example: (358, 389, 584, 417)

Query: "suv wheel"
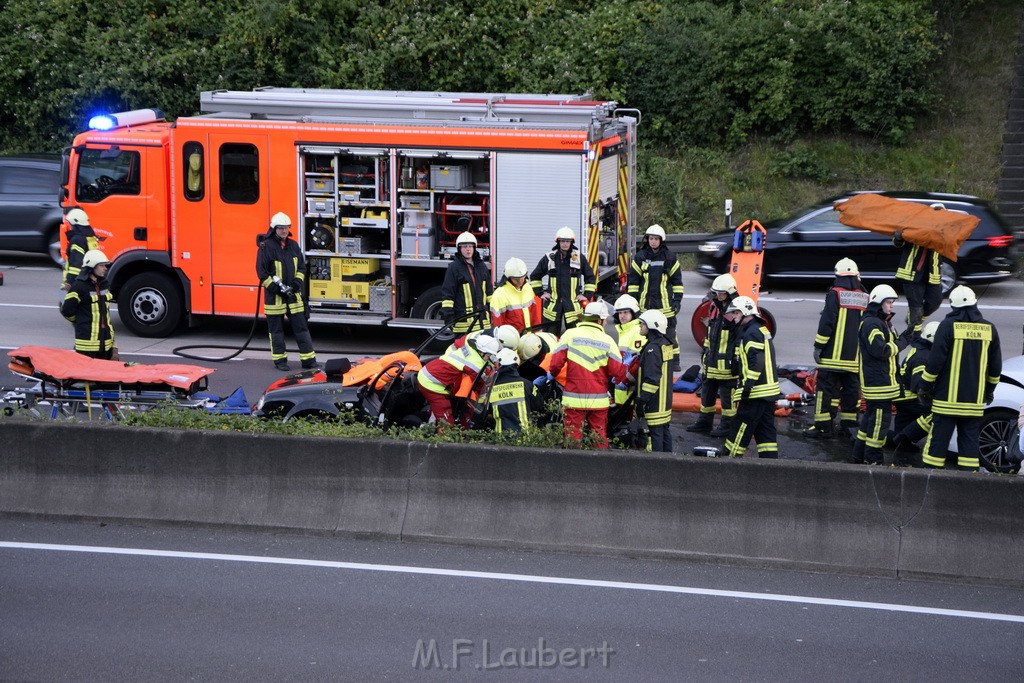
(47, 225, 63, 267)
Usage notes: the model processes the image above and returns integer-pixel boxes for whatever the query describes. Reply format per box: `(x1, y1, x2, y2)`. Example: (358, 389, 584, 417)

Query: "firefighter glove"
(984, 389, 994, 405)
(533, 373, 553, 388)
(812, 347, 822, 364)
(440, 309, 455, 324)
(740, 382, 754, 402)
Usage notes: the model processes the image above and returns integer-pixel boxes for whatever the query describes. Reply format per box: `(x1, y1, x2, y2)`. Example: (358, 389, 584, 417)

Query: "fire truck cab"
(62, 88, 639, 338)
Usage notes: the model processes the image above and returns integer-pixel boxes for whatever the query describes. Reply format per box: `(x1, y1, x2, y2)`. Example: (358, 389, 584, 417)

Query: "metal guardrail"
(663, 233, 714, 254)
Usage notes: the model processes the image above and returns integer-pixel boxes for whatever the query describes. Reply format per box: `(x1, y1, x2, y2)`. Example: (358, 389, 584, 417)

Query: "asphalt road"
(2, 249, 1023, 462)
(1, 517, 1022, 681)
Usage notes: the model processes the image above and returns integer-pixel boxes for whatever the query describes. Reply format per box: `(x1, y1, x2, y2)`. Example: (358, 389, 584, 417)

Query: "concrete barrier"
(1, 420, 1022, 586)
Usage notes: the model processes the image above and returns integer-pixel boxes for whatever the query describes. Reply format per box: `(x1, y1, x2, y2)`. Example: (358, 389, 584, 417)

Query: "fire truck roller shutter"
(493, 152, 583, 272)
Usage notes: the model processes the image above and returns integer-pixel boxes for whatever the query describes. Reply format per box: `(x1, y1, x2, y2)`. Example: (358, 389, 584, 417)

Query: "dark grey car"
(0, 155, 63, 265)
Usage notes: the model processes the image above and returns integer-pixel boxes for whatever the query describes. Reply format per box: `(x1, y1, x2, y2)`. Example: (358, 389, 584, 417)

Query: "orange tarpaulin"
(8, 346, 213, 390)
(834, 194, 980, 262)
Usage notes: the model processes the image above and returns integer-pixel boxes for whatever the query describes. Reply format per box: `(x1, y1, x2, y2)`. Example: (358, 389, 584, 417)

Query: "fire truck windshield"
(75, 147, 140, 203)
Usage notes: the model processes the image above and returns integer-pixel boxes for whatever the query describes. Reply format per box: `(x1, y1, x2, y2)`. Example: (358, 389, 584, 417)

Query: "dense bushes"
(0, 0, 958, 154)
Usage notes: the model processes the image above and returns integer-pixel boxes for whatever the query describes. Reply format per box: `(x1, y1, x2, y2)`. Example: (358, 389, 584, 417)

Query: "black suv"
(0, 154, 63, 265)
(696, 191, 1019, 288)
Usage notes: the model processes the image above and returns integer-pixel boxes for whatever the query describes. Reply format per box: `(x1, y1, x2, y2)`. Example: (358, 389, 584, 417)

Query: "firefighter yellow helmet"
(869, 284, 899, 304)
(645, 224, 667, 240)
(711, 273, 737, 294)
(66, 208, 90, 227)
(503, 257, 528, 278)
(834, 257, 859, 276)
(726, 295, 759, 317)
(493, 325, 521, 351)
(518, 333, 543, 361)
(921, 321, 940, 343)
(456, 231, 477, 247)
(613, 294, 640, 314)
(82, 250, 110, 269)
(949, 284, 977, 308)
(638, 309, 668, 334)
(270, 212, 291, 229)
(555, 227, 576, 242)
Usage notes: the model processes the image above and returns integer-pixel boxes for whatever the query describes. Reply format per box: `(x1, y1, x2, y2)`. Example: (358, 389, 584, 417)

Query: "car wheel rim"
(424, 301, 455, 341)
(49, 239, 63, 265)
(979, 418, 1013, 469)
(131, 288, 167, 324)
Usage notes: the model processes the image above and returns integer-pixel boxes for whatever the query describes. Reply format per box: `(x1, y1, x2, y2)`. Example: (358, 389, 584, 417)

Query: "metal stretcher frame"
(4, 346, 215, 420)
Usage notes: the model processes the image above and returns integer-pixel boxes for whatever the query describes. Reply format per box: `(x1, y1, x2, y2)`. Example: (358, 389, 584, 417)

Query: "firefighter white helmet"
(82, 250, 110, 269)
(638, 309, 668, 334)
(726, 295, 759, 317)
(493, 325, 521, 351)
(949, 284, 977, 308)
(834, 257, 860, 276)
(555, 227, 576, 242)
(66, 208, 90, 227)
(518, 333, 543, 361)
(613, 294, 640, 314)
(270, 212, 291, 229)
(456, 231, 477, 247)
(473, 334, 501, 358)
(503, 257, 528, 278)
(711, 273, 737, 294)
(921, 321, 940, 343)
(495, 348, 519, 366)
(869, 284, 899, 305)
(583, 301, 609, 320)
(645, 224, 667, 240)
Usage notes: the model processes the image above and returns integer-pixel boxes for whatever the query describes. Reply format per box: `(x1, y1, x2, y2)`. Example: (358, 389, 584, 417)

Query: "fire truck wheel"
(410, 285, 456, 352)
(118, 272, 183, 338)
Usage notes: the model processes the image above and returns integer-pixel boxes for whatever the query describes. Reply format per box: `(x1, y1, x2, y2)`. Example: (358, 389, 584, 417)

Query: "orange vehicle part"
(342, 351, 422, 389)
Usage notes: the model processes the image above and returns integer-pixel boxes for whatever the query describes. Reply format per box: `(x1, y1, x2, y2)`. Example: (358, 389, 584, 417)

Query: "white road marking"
(0, 303, 57, 309)
(3, 541, 1022, 624)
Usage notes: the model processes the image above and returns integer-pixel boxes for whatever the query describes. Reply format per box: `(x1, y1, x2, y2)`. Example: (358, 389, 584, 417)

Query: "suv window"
(0, 166, 58, 194)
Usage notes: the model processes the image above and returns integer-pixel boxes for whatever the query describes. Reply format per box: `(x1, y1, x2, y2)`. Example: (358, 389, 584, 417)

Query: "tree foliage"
(0, 0, 960, 154)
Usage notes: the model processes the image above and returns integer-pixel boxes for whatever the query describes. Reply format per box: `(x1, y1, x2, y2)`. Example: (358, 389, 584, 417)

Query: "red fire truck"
(61, 88, 639, 337)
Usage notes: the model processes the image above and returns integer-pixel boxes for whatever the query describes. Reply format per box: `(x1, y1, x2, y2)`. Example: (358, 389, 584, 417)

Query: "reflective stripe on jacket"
(547, 321, 625, 409)
(489, 280, 542, 332)
(920, 306, 1001, 417)
(627, 245, 684, 317)
(895, 244, 940, 285)
(256, 233, 307, 316)
(637, 329, 674, 426)
(702, 296, 738, 380)
(530, 245, 595, 323)
(858, 302, 900, 401)
(814, 281, 868, 373)
(733, 319, 780, 401)
(417, 345, 488, 396)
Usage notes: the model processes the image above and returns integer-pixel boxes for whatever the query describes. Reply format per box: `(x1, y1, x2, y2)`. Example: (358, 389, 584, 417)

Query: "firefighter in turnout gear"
(441, 231, 492, 335)
(689, 273, 739, 437)
(853, 285, 912, 465)
(418, 334, 501, 427)
(489, 348, 540, 436)
(60, 249, 116, 359)
(723, 296, 781, 459)
(894, 202, 944, 334)
(636, 309, 675, 452)
(257, 212, 317, 371)
(62, 208, 100, 290)
(805, 258, 869, 439)
(918, 285, 1002, 471)
(891, 320, 940, 464)
(545, 301, 626, 448)
(530, 227, 595, 332)
(612, 294, 644, 406)
(490, 257, 542, 333)
(627, 224, 684, 369)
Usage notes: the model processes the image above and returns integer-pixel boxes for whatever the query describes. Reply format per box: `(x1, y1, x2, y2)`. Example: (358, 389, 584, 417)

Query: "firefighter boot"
(803, 422, 834, 439)
(275, 360, 290, 371)
(709, 417, 734, 438)
(686, 414, 714, 433)
(850, 438, 866, 464)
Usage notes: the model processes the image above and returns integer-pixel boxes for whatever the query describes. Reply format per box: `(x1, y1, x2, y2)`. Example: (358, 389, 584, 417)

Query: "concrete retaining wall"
(1, 421, 1021, 586)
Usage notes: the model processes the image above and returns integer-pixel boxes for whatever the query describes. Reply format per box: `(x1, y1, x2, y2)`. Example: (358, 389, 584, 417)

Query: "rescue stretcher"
(3, 346, 216, 420)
